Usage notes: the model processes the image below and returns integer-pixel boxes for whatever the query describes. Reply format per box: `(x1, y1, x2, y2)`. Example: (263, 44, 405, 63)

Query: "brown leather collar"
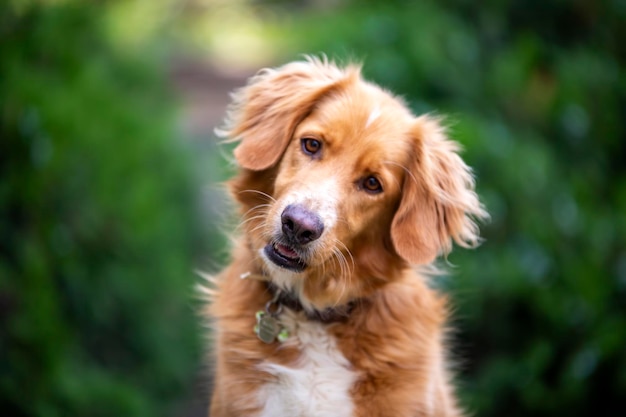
(265, 282, 355, 324)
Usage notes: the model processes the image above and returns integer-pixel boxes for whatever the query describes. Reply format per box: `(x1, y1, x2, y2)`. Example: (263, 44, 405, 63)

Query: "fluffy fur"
(203, 57, 487, 417)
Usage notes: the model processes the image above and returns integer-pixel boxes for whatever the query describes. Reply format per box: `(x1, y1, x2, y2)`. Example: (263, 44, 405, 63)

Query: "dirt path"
(170, 58, 255, 138)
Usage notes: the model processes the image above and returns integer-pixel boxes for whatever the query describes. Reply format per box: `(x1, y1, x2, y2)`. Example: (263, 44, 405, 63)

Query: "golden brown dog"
(203, 57, 487, 417)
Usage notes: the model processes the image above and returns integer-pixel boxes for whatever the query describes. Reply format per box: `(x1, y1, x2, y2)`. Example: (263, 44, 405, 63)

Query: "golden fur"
(204, 57, 487, 417)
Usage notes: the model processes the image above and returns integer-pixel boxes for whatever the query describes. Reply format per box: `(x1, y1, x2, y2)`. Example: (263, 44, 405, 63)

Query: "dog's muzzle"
(264, 204, 324, 272)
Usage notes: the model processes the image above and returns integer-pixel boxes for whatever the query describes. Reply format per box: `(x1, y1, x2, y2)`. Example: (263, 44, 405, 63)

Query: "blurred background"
(1, 0, 625, 416)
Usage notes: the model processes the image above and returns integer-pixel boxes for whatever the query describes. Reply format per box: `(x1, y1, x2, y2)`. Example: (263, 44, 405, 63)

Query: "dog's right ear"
(217, 57, 357, 171)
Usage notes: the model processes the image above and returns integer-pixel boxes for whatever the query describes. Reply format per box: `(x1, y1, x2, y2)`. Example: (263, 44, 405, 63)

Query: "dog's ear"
(391, 116, 488, 265)
(217, 58, 357, 171)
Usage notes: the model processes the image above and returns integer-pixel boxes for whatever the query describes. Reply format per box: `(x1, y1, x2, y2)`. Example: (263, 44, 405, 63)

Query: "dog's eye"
(361, 176, 383, 194)
(301, 137, 322, 156)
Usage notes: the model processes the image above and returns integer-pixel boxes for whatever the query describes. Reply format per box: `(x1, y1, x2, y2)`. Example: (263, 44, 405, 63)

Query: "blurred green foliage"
(0, 2, 204, 416)
(272, 0, 626, 415)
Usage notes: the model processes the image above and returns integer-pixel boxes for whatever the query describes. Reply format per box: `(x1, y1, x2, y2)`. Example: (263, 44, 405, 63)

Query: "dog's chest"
(256, 310, 357, 417)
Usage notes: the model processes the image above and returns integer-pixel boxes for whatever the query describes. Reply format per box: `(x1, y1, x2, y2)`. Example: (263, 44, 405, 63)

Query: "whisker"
(238, 212, 268, 226)
(325, 248, 342, 308)
(336, 249, 350, 300)
(333, 238, 355, 272)
(235, 213, 269, 234)
(238, 212, 269, 226)
(241, 203, 272, 219)
(250, 222, 270, 235)
(235, 202, 271, 233)
(329, 238, 355, 308)
(336, 248, 348, 282)
(238, 189, 276, 203)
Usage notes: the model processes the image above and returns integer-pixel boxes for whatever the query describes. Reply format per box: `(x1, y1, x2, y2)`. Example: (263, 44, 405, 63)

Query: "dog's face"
(265, 89, 410, 270)
(221, 58, 486, 309)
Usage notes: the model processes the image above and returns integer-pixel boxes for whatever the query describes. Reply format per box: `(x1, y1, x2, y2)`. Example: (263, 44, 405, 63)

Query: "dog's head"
(220, 57, 487, 309)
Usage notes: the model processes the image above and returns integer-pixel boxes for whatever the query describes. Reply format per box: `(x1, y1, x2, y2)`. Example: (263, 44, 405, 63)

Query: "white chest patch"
(256, 310, 357, 417)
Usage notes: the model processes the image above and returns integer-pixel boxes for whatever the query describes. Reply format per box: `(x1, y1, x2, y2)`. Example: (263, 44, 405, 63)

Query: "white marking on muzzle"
(281, 177, 339, 233)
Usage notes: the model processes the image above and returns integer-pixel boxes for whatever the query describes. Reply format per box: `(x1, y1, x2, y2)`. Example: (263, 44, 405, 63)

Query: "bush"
(0, 3, 203, 416)
(272, 0, 626, 415)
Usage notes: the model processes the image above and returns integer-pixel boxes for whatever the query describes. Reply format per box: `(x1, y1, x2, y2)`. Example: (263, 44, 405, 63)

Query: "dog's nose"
(281, 204, 324, 245)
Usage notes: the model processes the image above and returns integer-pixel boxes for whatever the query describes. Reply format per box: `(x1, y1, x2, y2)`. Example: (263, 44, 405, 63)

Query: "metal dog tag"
(253, 291, 290, 344)
(255, 311, 280, 344)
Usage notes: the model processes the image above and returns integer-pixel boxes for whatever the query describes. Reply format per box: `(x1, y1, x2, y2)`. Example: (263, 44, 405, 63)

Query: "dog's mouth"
(264, 242, 307, 272)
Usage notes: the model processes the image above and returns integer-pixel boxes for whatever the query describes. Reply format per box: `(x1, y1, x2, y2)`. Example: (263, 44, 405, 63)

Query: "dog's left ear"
(217, 58, 357, 171)
(391, 116, 488, 265)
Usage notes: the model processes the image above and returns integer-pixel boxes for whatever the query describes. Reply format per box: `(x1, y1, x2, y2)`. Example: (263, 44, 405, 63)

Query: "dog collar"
(241, 271, 356, 343)
(265, 282, 355, 324)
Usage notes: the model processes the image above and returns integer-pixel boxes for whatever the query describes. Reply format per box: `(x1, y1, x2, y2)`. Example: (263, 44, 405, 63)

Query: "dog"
(202, 57, 487, 417)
